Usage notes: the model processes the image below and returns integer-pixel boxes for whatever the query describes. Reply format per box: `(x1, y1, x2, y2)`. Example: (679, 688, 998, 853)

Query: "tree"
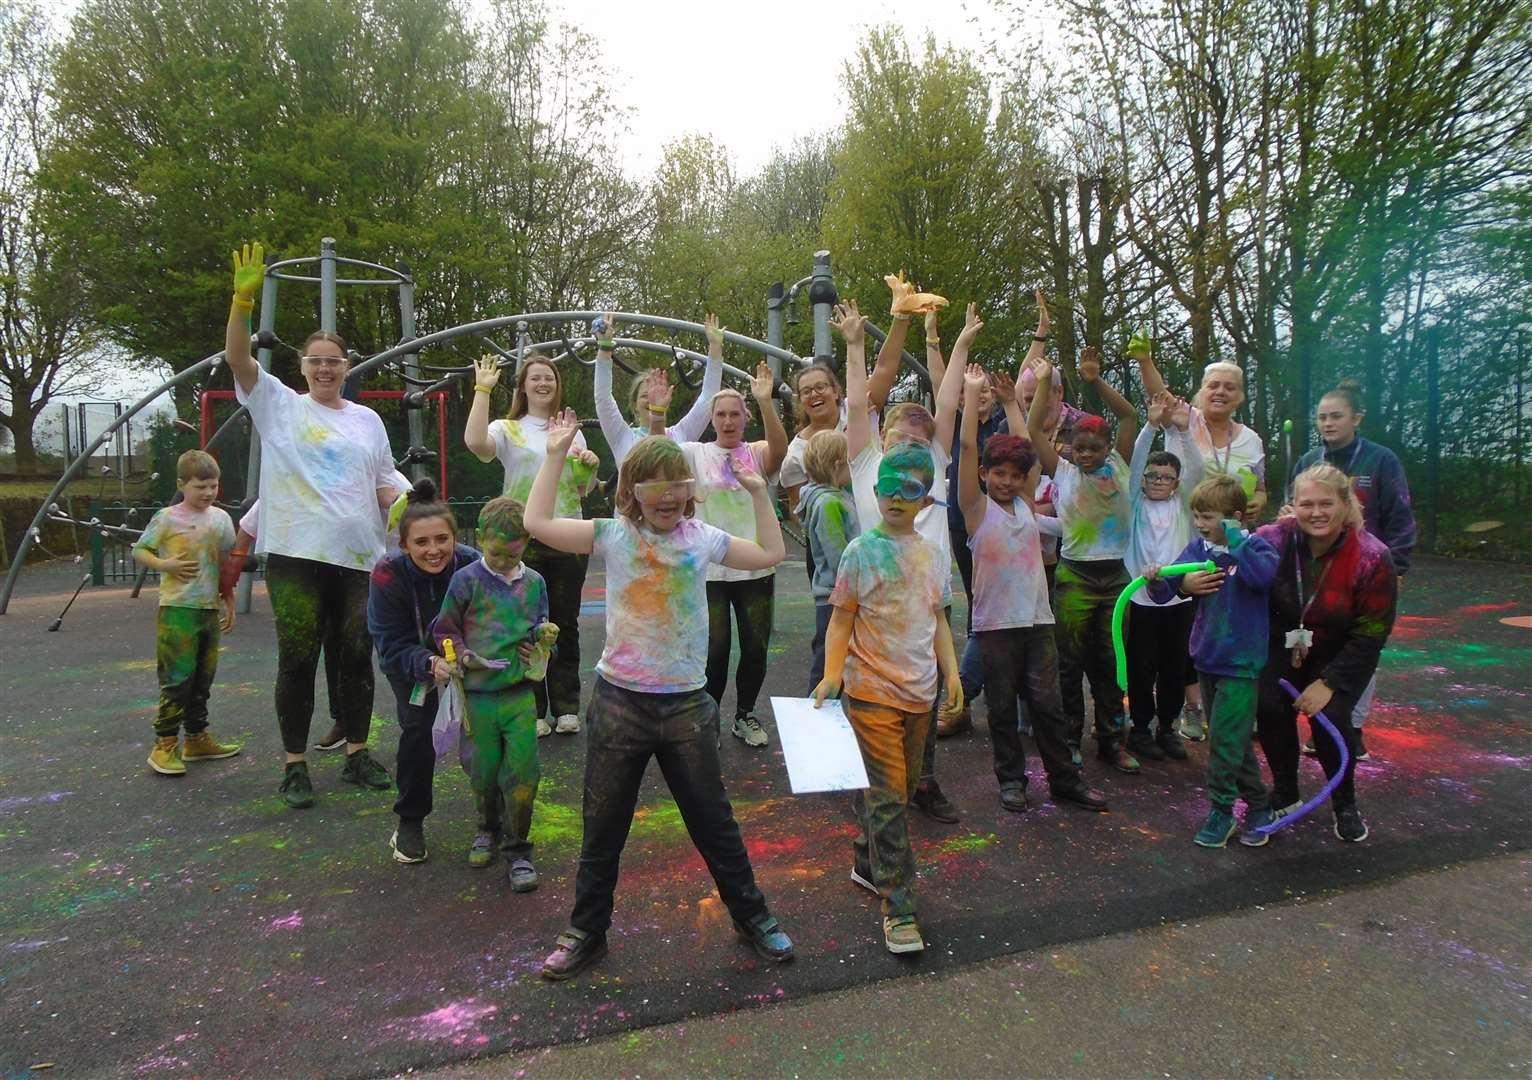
(0, 0, 103, 473)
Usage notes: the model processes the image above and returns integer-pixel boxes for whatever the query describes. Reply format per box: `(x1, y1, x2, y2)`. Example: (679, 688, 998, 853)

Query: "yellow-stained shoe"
(182, 731, 242, 761)
(148, 736, 186, 776)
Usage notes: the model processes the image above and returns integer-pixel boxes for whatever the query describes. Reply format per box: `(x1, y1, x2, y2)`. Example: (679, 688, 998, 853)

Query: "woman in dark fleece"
(1254, 463, 1398, 844)
(366, 479, 479, 864)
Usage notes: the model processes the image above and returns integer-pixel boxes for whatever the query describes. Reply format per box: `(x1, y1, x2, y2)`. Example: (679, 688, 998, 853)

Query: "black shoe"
(998, 783, 1030, 813)
(312, 724, 346, 751)
(340, 748, 392, 790)
(1127, 728, 1166, 761)
(541, 929, 608, 981)
(1354, 730, 1371, 762)
(1156, 726, 1189, 760)
(280, 762, 315, 809)
(1333, 804, 1369, 843)
(734, 912, 795, 962)
(1052, 784, 1108, 812)
(912, 782, 960, 823)
(390, 819, 427, 864)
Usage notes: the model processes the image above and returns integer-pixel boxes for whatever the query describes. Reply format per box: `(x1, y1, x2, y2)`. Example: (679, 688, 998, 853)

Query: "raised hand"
(1148, 389, 1173, 429)
(956, 302, 984, 346)
(474, 354, 502, 390)
(645, 367, 674, 411)
(831, 300, 864, 345)
(963, 362, 988, 402)
(1034, 288, 1050, 337)
(750, 359, 775, 402)
(704, 312, 725, 351)
(1029, 355, 1054, 388)
(884, 270, 915, 316)
(1169, 395, 1191, 431)
(924, 308, 941, 342)
(545, 407, 581, 456)
(593, 312, 616, 344)
(232, 242, 265, 302)
(991, 370, 1017, 404)
(1079, 345, 1103, 383)
(731, 452, 767, 494)
(1127, 328, 1152, 361)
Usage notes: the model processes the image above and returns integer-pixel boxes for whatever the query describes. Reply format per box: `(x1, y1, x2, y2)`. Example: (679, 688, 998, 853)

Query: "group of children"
(127, 284, 1396, 974)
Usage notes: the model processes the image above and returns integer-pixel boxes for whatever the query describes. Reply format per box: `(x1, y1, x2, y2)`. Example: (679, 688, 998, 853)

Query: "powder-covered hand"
(544, 408, 581, 456)
(231, 241, 264, 302)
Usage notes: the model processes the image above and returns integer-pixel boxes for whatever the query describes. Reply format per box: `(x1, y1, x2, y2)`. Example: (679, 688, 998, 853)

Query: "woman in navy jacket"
(367, 479, 479, 864)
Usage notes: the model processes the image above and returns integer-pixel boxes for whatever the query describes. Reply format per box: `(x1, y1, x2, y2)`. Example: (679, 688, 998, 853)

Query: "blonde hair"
(614, 436, 696, 524)
(1194, 361, 1246, 412)
(1189, 474, 1247, 517)
(176, 449, 220, 483)
(802, 429, 849, 485)
(882, 402, 936, 445)
(508, 357, 564, 420)
(710, 387, 750, 417)
(1293, 463, 1364, 531)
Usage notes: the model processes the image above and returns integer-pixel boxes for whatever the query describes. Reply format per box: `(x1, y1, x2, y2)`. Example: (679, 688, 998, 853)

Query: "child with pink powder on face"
(524, 413, 795, 982)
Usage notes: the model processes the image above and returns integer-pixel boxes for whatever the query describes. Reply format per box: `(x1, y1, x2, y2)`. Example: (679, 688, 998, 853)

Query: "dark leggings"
(1256, 653, 1362, 809)
(266, 554, 374, 755)
(705, 574, 775, 718)
(525, 543, 587, 720)
(1126, 601, 1196, 730)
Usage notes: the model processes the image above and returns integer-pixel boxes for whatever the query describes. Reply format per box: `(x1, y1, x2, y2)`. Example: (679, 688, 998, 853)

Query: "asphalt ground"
(1, 554, 1529, 1078)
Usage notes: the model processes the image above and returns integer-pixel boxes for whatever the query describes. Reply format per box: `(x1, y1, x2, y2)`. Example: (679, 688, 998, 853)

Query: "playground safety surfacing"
(1, 557, 1528, 1078)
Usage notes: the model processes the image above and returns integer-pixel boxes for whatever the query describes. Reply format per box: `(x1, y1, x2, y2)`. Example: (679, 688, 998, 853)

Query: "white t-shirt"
(593, 353, 722, 468)
(487, 416, 591, 519)
(1187, 406, 1265, 500)
(849, 440, 953, 569)
(1053, 450, 1132, 562)
(681, 441, 774, 583)
(592, 516, 732, 694)
(779, 403, 849, 501)
(1127, 425, 1200, 607)
(235, 367, 396, 570)
(135, 504, 236, 609)
(967, 497, 1053, 631)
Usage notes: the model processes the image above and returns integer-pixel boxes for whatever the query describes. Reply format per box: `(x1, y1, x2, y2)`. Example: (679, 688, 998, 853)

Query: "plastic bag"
(432, 678, 466, 758)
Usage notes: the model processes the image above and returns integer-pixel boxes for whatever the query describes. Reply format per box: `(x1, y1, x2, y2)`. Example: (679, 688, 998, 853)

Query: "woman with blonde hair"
(1251, 464, 1397, 843)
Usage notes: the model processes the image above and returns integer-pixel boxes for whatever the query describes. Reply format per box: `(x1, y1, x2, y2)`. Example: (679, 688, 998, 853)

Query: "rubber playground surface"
(1, 555, 1529, 1078)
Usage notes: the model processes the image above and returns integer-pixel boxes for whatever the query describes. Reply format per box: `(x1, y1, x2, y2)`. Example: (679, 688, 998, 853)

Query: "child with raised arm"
(814, 440, 962, 956)
(799, 429, 860, 692)
(524, 414, 794, 981)
(1026, 348, 1141, 774)
(593, 312, 724, 468)
(1146, 474, 1280, 847)
(132, 450, 240, 776)
(957, 365, 1109, 815)
(431, 497, 556, 893)
(1123, 391, 1203, 763)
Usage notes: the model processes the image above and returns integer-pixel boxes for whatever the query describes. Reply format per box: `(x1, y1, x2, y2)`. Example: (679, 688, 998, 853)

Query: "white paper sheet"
(769, 696, 870, 794)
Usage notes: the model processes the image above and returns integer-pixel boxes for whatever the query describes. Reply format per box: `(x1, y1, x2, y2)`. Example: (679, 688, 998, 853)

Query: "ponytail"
(396, 477, 457, 546)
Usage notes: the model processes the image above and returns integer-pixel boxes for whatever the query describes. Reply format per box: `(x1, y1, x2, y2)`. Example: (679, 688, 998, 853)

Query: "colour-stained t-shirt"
(1126, 425, 1200, 607)
(1035, 475, 1060, 562)
(849, 439, 953, 568)
(799, 482, 861, 601)
(487, 415, 594, 520)
(134, 504, 236, 609)
(431, 558, 549, 693)
(829, 525, 952, 712)
(235, 366, 399, 569)
(1187, 406, 1265, 501)
(592, 516, 732, 694)
(681, 440, 775, 583)
(1053, 450, 1132, 561)
(968, 497, 1053, 631)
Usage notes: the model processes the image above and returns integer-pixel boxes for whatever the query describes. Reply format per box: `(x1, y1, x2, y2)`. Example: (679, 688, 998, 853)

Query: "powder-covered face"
(635, 477, 695, 533)
(876, 492, 931, 531)
(179, 476, 219, 512)
(480, 533, 528, 575)
(1200, 373, 1244, 418)
(980, 460, 1037, 505)
(403, 514, 456, 575)
(301, 340, 349, 404)
(1071, 432, 1109, 472)
(797, 373, 840, 424)
(1316, 395, 1362, 448)
(711, 394, 748, 447)
(1141, 464, 1180, 501)
(1293, 481, 1344, 542)
(521, 363, 558, 415)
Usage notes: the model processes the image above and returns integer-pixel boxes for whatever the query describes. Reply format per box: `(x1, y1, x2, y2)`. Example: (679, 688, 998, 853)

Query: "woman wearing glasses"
(225, 244, 402, 809)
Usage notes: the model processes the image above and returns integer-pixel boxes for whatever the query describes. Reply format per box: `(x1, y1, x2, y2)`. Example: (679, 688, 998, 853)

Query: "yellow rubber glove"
(231, 242, 265, 312)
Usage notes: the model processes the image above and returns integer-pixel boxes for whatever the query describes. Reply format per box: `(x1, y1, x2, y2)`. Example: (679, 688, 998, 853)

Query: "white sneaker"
(535, 717, 553, 738)
(554, 713, 581, 734)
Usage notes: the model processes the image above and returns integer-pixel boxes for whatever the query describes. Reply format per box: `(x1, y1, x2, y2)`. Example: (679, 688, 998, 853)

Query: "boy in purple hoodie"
(1147, 474, 1280, 848)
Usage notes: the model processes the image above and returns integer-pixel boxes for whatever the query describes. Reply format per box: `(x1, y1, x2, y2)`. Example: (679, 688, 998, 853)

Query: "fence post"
(1425, 326, 1440, 553)
(88, 498, 105, 585)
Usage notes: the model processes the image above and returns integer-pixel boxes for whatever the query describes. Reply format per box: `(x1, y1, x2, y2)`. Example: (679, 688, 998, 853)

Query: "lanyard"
(1294, 536, 1336, 630)
(1207, 419, 1236, 475)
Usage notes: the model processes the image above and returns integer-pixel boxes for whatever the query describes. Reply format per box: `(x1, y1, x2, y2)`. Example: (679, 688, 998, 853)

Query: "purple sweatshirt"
(1148, 532, 1281, 679)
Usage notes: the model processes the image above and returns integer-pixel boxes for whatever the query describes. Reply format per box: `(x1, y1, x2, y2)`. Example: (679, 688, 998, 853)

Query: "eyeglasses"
(874, 475, 932, 501)
(798, 381, 835, 396)
(886, 430, 932, 448)
(301, 354, 348, 368)
(1143, 472, 1178, 484)
(633, 479, 695, 502)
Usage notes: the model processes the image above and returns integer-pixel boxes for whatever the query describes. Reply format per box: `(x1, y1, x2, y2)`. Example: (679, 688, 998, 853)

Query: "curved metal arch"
(0, 349, 228, 614)
(267, 254, 410, 287)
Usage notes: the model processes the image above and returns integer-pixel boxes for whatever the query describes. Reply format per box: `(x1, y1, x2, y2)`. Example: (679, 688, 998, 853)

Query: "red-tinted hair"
(981, 433, 1037, 474)
(1071, 414, 1110, 443)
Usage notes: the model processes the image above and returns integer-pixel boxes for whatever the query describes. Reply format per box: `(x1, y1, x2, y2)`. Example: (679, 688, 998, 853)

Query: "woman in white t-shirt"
(592, 312, 723, 469)
(779, 363, 846, 518)
(680, 360, 788, 748)
(465, 354, 600, 737)
(225, 243, 402, 809)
